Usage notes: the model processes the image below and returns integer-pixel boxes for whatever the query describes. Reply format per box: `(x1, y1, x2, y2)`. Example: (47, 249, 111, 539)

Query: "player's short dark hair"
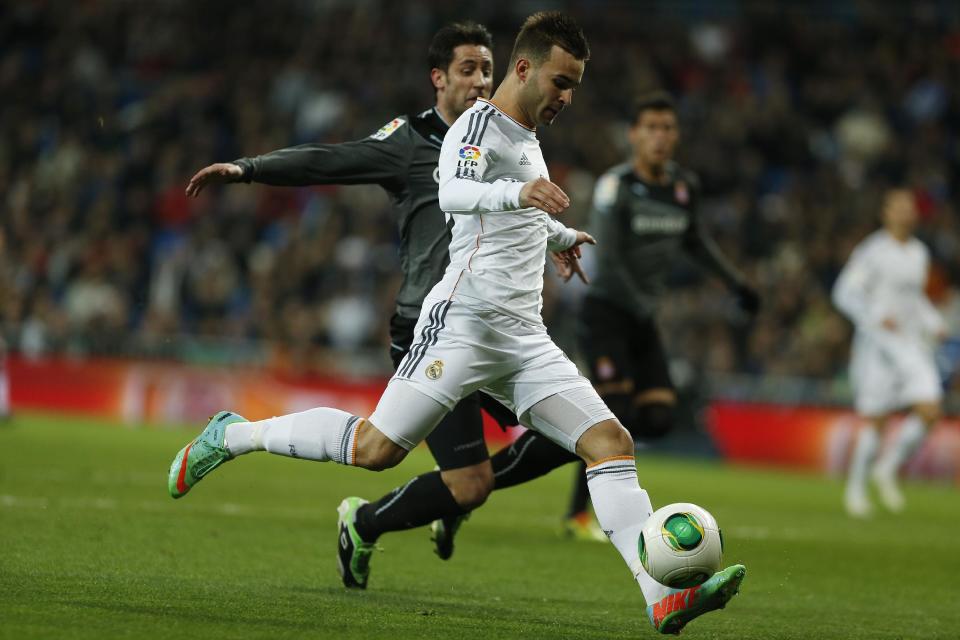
(509, 11, 590, 65)
(633, 90, 677, 122)
(428, 21, 493, 73)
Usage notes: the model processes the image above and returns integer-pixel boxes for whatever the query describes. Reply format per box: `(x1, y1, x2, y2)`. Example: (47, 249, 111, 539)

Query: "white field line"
(0, 494, 324, 521)
(0, 494, 870, 545)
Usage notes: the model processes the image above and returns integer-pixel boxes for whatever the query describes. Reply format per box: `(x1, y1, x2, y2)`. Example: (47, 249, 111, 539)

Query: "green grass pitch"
(1, 412, 958, 639)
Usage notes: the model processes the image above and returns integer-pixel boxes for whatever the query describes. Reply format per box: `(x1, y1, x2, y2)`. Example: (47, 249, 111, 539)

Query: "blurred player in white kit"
(833, 187, 946, 517)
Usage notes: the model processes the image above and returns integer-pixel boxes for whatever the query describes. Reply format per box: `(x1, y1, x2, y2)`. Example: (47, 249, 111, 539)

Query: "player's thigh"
(512, 380, 616, 454)
(393, 299, 501, 411)
(850, 343, 898, 415)
(899, 350, 943, 410)
(425, 391, 490, 470)
(487, 322, 588, 413)
(369, 379, 450, 451)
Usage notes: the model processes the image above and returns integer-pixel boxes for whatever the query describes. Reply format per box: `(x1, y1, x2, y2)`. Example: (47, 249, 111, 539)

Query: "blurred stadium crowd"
(2, 0, 960, 383)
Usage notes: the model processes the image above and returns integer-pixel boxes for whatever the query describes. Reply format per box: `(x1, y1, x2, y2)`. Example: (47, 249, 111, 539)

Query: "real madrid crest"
(425, 360, 444, 380)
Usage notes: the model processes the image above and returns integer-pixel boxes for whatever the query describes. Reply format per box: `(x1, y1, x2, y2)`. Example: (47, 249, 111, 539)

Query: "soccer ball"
(639, 503, 723, 588)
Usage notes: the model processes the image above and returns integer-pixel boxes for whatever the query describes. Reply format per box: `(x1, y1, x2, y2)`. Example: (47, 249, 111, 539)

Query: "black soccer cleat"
(336, 497, 376, 589)
(430, 513, 469, 560)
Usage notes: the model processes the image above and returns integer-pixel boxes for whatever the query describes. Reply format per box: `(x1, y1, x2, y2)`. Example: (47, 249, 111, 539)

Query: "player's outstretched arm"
(185, 163, 243, 197)
(186, 121, 410, 197)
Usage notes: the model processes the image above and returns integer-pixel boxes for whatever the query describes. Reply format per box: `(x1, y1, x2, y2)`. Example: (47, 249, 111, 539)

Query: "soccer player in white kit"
(167, 12, 744, 634)
(833, 188, 946, 517)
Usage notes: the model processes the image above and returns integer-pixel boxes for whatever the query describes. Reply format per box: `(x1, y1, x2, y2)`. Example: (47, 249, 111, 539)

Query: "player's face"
(437, 44, 494, 119)
(883, 190, 917, 236)
(630, 110, 679, 168)
(524, 46, 584, 126)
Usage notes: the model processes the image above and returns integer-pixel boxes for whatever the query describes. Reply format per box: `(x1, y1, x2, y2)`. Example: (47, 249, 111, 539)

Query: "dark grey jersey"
(233, 108, 451, 319)
(588, 162, 745, 318)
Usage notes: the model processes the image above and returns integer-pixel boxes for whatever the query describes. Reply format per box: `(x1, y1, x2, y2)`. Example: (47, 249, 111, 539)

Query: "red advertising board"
(7, 356, 516, 445)
(9, 357, 959, 481)
(707, 401, 960, 482)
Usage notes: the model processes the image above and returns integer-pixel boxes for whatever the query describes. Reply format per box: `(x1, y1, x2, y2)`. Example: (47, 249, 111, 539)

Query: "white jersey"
(430, 98, 577, 324)
(832, 229, 943, 342)
(833, 229, 944, 414)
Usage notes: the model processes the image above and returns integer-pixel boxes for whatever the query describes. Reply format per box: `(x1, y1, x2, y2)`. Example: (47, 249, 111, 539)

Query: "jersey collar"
(476, 98, 536, 134)
(413, 107, 450, 149)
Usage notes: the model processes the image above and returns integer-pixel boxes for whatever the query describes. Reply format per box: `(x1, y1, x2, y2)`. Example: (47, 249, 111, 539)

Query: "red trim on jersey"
(467, 214, 484, 272)
(447, 271, 464, 301)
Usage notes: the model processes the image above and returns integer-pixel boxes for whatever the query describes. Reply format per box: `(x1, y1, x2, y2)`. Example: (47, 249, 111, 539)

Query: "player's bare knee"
(354, 422, 408, 471)
(575, 418, 633, 465)
(441, 463, 494, 509)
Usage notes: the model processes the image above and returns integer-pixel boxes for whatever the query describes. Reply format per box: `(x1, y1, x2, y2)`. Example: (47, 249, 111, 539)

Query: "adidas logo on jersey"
(519, 153, 532, 166)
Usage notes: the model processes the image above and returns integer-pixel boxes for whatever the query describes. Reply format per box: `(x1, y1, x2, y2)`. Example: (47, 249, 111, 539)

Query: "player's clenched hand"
(520, 177, 570, 215)
(185, 163, 243, 197)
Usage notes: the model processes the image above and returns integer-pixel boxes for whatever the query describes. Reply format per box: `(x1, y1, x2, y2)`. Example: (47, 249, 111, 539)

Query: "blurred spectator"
(1, 0, 958, 385)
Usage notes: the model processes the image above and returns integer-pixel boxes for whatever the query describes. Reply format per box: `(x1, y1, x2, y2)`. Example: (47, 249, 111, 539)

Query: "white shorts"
(850, 334, 942, 416)
(369, 298, 614, 452)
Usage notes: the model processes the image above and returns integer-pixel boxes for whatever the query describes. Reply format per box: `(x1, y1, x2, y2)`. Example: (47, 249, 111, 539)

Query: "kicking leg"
(563, 390, 677, 541)
(525, 390, 744, 634)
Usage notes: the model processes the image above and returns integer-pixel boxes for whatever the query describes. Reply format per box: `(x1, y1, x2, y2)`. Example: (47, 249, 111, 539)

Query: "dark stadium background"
(2, 0, 959, 461)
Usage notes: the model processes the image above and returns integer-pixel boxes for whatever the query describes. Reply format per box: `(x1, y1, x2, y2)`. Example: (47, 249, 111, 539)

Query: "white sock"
(847, 425, 879, 498)
(874, 414, 926, 478)
(224, 408, 363, 465)
(586, 456, 671, 605)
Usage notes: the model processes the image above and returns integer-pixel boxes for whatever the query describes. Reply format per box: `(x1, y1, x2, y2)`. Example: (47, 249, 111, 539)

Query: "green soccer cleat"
(167, 411, 245, 499)
(430, 513, 469, 560)
(336, 497, 377, 589)
(647, 564, 746, 635)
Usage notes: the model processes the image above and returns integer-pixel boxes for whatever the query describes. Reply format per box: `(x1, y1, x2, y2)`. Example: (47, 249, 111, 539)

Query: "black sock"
(490, 430, 579, 490)
(353, 471, 466, 543)
(565, 461, 590, 518)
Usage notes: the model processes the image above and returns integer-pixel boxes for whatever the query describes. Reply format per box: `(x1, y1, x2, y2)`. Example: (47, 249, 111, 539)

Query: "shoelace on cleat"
(353, 543, 383, 575)
(192, 447, 228, 477)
